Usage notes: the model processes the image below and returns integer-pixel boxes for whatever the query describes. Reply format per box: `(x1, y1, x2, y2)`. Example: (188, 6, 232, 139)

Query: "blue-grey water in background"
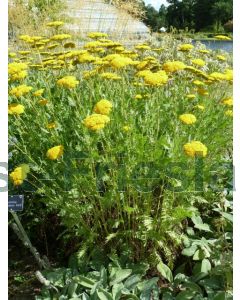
(193, 40, 233, 52)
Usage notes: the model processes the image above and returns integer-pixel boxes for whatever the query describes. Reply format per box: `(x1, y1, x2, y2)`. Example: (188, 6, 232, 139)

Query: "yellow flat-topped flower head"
(83, 114, 110, 131)
(78, 52, 97, 63)
(10, 164, 30, 186)
(47, 122, 57, 129)
(9, 84, 33, 97)
(179, 114, 197, 125)
(191, 59, 205, 67)
(46, 145, 64, 160)
(135, 44, 151, 51)
(199, 49, 211, 54)
(8, 104, 25, 115)
(225, 110, 233, 117)
(178, 44, 194, 51)
(163, 61, 186, 73)
(135, 94, 143, 100)
(195, 104, 205, 110)
(193, 80, 205, 86)
(144, 70, 168, 86)
(33, 89, 44, 97)
(208, 72, 226, 81)
(214, 35, 231, 41)
(183, 141, 208, 158)
(100, 72, 122, 80)
(110, 56, 134, 69)
(93, 99, 113, 115)
(88, 32, 108, 39)
(38, 99, 49, 106)
(216, 55, 226, 61)
(57, 76, 79, 89)
(186, 94, 196, 100)
(221, 97, 233, 106)
(47, 21, 64, 27)
(123, 126, 130, 132)
(8, 62, 28, 81)
(51, 34, 71, 41)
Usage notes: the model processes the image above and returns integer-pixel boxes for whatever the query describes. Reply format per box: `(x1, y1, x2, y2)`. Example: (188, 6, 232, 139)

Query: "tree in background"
(140, 0, 232, 33)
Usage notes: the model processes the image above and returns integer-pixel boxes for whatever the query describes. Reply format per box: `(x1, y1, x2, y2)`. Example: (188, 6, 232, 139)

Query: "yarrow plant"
(8, 26, 232, 272)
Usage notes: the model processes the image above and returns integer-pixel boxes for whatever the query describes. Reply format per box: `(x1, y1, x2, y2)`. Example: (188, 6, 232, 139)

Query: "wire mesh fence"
(64, 0, 150, 42)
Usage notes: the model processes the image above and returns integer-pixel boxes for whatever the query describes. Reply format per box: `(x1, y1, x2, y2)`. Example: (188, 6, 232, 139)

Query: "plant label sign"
(8, 195, 24, 211)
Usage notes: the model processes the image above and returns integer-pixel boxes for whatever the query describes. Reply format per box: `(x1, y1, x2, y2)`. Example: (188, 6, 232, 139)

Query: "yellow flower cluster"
(143, 70, 168, 86)
(123, 125, 130, 132)
(191, 59, 205, 67)
(88, 32, 108, 39)
(8, 104, 25, 115)
(57, 76, 79, 89)
(163, 61, 186, 73)
(135, 44, 151, 50)
(110, 56, 134, 69)
(195, 104, 205, 110)
(33, 89, 44, 97)
(216, 55, 226, 61)
(222, 97, 233, 106)
(51, 34, 71, 41)
(78, 52, 97, 63)
(135, 94, 143, 100)
(179, 114, 197, 125)
(10, 164, 30, 186)
(83, 114, 110, 131)
(208, 69, 233, 82)
(100, 72, 121, 80)
(199, 49, 211, 54)
(193, 80, 205, 86)
(183, 141, 208, 158)
(186, 94, 196, 100)
(8, 62, 28, 81)
(46, 145, 64, 160)
(9, 84, 33, 97)
(225, 110, 233, 117)
(93, 99, 113, 115)
(178, 44, 194, 51)
(47, 122, 57, 129)
(214, 35, 232, 41)
(47, 21, 64, 27)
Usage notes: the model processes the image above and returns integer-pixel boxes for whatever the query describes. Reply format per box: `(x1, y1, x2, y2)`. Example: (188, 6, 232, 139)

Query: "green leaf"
(157, 262, 173, 282)
(193, 249, 206, 261)
(68, 282, 79, 298)
(140, 289, 152, 300)
(182, 245, 198, 257)
(137, 277, 159, 292)
(201, 259, 211, 274)
(176, 290, 196, 300)
(162, 292, 174, 300)
(194, 223, 211, 232)
(191, 216, 211, 232)
(90, 281, 101, 295)
(112, 283, 124, 300)
(100, 266, 108, 287)
(45, 269, 66, 287)
(213, 291, 227, 300)
(122, 294, 139, 300)
(97, 289, 114, 300)
(220, 212, 233, 223)
(73, 275, 96, 289)
(109, 269, 132, 286)
(124, 275, 141, 290)
(182, 282, 203, 294)
(174, 273, 188, 284)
